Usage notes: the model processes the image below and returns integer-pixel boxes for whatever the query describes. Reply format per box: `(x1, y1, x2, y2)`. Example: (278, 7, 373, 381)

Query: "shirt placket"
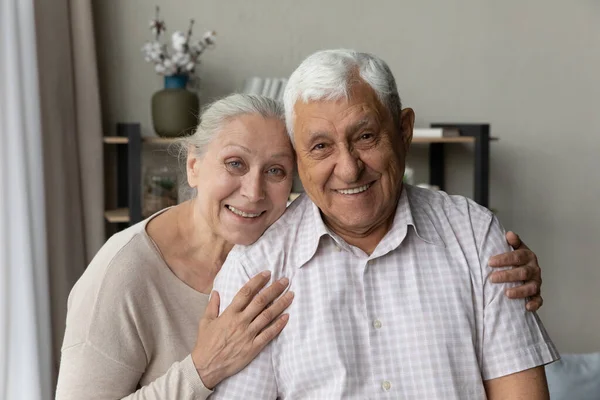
(363, 257, 396, 397)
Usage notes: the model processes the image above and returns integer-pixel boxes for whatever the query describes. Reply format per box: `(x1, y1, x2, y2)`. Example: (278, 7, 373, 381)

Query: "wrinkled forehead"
(211, 114, 294, 156)
(293, 85, 387, 131)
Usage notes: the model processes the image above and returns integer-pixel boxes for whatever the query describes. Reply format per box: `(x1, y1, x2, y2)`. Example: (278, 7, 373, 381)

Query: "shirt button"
(334, 245, 342, 252)
(373, 319, 382, 329)
(381, 380, 391, 391)
(367, 260, 374, 266)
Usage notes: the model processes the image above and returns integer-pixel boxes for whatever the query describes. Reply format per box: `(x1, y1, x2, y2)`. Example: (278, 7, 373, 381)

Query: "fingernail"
(281, 314, 290, 322)
(285, 291, 295, 299)
(261, 271, 271, 277)
(279, 277, 289, 286)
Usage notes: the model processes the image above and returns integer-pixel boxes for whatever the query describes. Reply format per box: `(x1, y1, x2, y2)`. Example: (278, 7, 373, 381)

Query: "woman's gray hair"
(283, 49, 402, 141)
(180, 93, 285, 159)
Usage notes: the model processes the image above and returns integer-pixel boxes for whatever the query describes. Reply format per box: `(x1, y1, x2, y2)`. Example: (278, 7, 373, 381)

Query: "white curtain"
(0, 0, 53, 398)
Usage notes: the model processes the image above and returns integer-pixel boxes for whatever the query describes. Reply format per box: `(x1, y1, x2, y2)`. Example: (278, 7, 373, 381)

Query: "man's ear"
(399, 108, 415, 152)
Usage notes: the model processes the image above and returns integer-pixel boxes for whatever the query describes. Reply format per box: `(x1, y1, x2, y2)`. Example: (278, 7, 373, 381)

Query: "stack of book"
(242, 77, 288, 101)
(412, 127, 460, 138)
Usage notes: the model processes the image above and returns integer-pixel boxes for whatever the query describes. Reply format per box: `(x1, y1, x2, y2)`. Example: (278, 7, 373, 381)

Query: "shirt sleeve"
(478, 214, 559, 380)
(56, 346, 213, 399)
(208, 252, 278, 399)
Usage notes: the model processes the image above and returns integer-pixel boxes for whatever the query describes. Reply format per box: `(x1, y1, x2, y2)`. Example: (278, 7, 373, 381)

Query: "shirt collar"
(381, 185, 446, 254)
(292, 184, 445, 268)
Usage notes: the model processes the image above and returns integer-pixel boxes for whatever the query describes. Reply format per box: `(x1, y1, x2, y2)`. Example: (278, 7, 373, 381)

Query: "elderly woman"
(56, 94, 544, 399)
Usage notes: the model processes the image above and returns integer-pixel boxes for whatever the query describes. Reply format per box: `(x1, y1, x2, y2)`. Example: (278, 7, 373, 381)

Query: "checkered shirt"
(210, 185, 558, 399)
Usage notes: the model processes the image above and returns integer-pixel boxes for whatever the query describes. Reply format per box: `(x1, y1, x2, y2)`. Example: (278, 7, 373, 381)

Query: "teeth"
(227, 205, 262, 218)
(337, 183, 371, 195)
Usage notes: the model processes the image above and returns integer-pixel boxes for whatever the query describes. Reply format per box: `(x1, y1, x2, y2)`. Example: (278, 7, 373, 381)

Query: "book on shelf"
(413, 128, 460, 138)
(242, 77, 288, 101)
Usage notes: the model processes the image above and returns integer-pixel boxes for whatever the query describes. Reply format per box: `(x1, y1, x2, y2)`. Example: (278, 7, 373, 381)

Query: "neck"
(176, 200, 233, 275)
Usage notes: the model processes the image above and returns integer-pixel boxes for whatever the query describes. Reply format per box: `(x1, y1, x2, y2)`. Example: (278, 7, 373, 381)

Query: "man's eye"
(360, 133, 374, 140)
(312, 143, 326, 151)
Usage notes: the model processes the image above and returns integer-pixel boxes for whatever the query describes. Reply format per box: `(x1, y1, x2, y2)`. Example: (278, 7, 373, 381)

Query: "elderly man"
(210, 50, 558, 399)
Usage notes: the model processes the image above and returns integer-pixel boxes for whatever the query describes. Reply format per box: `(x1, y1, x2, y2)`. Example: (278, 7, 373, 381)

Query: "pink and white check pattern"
(210, 185, 558, 399)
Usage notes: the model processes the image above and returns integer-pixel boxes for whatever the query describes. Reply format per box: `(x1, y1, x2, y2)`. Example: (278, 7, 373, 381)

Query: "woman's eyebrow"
(221, 144, 251, 153)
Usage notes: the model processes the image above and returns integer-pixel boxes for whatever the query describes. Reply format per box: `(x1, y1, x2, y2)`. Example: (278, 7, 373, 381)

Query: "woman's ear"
(186, 146, 200, 188)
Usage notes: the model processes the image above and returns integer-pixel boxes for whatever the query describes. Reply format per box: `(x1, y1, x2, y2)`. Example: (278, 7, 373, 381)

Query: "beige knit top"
(56, 213, 213, 399)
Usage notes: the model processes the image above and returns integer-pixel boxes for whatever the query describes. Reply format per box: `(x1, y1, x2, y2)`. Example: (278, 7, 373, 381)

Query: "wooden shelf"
(103, 136, 129, 144)
(413, 136, 474, 144)
(412, 136, 498, 144)
(104, 208, 130, 223)
(103, 136, 180, 144)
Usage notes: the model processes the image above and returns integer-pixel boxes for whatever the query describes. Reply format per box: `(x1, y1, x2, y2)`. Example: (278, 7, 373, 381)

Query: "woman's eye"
(267, 167, 285, 176)
(225, 160, 245, 172)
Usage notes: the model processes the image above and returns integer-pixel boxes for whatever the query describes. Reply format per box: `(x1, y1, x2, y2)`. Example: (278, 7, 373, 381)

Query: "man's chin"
(325, 214, 381, 233)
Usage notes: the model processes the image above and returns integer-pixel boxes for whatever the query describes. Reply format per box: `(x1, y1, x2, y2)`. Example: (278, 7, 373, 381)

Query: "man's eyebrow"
(306, 131, 331, 143)
(346, 118, 372, 135)
(304, 118, 374, 143)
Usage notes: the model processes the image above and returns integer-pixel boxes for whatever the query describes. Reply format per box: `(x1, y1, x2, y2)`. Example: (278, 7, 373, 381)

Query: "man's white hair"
(283, 49, 402, 142)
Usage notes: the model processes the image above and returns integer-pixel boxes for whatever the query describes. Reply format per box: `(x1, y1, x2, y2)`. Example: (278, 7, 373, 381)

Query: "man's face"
(293, 81, 414, 240)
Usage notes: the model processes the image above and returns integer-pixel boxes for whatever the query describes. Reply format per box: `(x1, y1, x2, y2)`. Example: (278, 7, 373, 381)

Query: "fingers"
(248, 290, 294, 335)
(506, 230, 532, 251)
(505, 231, 521, 248)
(526, 296, 543, 312)
(504, 281, 540, 299)
(242, 277, 291, 321)
(228, 271, 272, 312)
(490, 265, 534, 283)
(488, 248, 534, 268)
(204, 291, 221, 321)
(253, 314, 290, 350)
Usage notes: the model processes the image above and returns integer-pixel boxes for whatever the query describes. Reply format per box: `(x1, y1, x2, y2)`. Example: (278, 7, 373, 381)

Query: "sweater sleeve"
(56, 344, 212, 399)
(55, 232, 214, 399)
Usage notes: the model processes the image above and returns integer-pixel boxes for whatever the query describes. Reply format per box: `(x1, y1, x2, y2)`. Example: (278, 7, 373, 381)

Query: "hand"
(488, 231, 543, 312)
(192, 271, 294, 389)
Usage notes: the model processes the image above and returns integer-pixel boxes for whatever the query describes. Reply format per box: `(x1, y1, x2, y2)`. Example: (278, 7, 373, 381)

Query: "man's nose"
(335, 147, 364, 183)
(240, 170, 265, 202)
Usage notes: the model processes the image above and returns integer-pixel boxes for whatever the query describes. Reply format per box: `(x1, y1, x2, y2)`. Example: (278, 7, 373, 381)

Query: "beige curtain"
(34, 0, 104, 382)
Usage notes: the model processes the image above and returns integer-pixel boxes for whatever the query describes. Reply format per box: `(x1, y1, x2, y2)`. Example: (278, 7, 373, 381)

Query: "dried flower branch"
(142, 6, 216, 77)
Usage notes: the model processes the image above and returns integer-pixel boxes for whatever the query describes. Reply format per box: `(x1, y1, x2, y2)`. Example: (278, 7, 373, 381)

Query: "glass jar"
(143, 166, 178, 217)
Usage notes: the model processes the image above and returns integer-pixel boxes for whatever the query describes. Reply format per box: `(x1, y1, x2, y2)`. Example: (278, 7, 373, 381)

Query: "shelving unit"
(103, 123, 142, 230)
(103, 123, 494, 228)
(427, 123, 493, 207)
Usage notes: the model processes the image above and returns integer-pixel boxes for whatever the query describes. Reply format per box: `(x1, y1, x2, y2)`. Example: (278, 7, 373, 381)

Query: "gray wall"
(93, 0, 600, 353)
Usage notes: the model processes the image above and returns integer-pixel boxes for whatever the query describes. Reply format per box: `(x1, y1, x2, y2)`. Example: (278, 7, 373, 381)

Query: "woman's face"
(188, 114, 295, 245)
